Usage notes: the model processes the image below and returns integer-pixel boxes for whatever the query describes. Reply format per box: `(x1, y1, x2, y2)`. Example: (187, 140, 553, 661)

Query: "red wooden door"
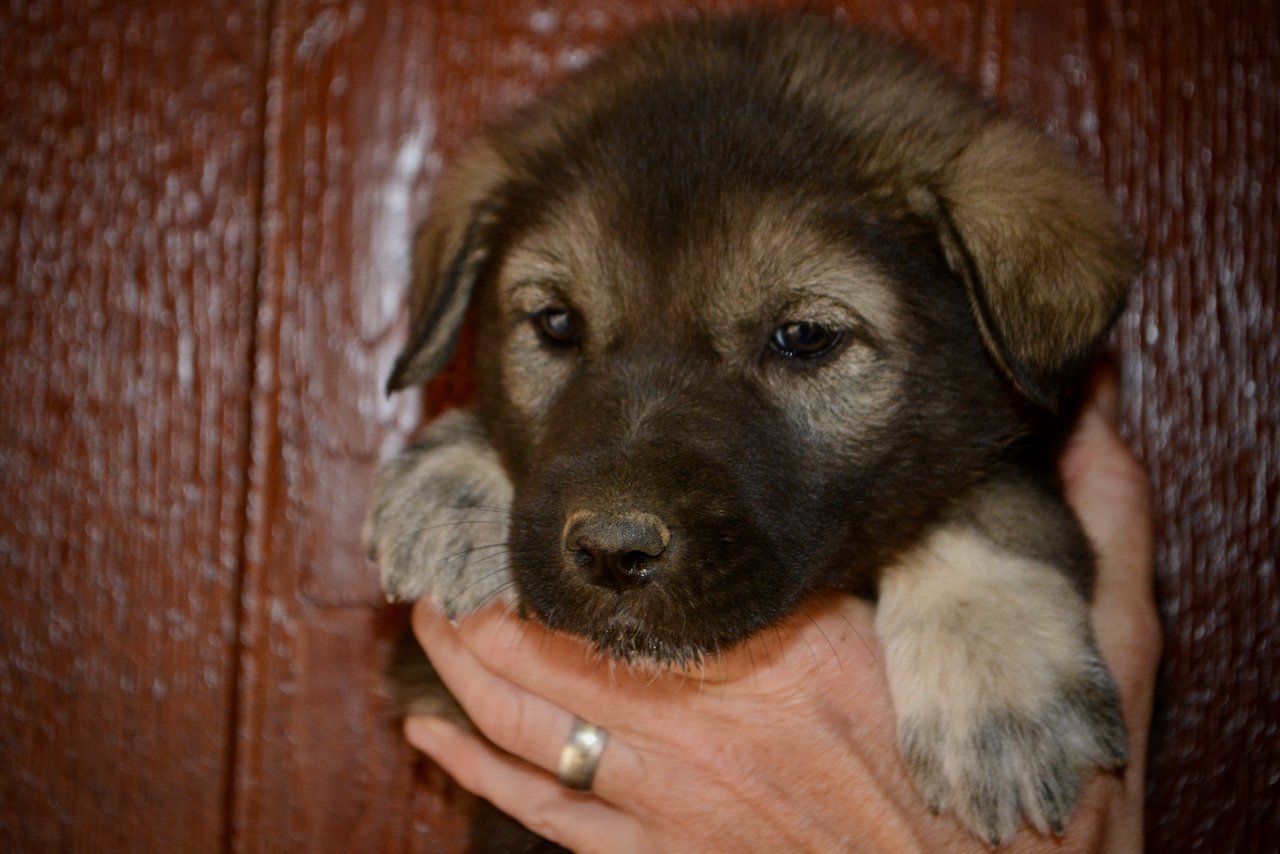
(3, 1, 1276, 851)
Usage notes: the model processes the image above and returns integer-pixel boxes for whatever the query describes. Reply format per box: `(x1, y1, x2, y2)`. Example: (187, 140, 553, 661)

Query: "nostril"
(617, 550, 660, 584)
(563, 511, 671, 590)
(620, 551, 648, 571)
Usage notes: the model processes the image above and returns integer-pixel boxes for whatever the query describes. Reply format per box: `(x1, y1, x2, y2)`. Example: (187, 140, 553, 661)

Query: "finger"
(1061, 370, 1155, 604)
(1061, 372, 1160, 647)
(417, 603, 569, 771)
(1069, 404, 1158, 628)
(1060, 371, 1162, 781)
(405, 715, 642, 854)
(413, 600, 643, 800)
(424, 601, 679, 727)
(442, 594, 886, 723)
(685, 595, 882, 687)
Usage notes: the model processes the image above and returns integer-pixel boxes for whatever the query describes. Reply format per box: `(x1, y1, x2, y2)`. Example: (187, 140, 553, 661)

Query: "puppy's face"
(386, 18, 1134, 663)
(474, 180, 1020, 661)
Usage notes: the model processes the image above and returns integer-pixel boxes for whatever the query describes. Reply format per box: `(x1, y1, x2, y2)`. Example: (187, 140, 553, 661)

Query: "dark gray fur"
(366, 13, 1135, 847)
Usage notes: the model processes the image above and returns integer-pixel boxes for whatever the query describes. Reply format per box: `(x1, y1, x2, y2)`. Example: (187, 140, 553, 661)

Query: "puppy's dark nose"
(564, 511, 670, 590)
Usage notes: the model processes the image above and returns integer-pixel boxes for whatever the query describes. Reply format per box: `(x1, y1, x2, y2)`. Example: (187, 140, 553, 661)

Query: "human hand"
(403, 373, 1160, 852)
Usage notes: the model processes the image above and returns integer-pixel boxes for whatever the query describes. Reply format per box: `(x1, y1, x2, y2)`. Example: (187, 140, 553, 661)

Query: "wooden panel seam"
(222, 1, 283, 851)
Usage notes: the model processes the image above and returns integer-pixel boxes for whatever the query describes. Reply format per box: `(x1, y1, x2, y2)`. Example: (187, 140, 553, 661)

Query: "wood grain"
(976, 2, 1276, 846)
(1094, 2, 1280, 848)
(0, 0, 267, 849)
(2, 0, 1276, 851)
(229, 2, 453, 850)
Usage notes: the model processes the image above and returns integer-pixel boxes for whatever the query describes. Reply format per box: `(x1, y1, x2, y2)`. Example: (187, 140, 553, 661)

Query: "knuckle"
(513, 797, 561, 839)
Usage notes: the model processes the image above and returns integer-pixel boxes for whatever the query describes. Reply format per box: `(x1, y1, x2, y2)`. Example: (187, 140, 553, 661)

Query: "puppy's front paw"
(898, 657, 1125, 845)
(876, 526, 1126, 845)
(363, 409, 515, 616)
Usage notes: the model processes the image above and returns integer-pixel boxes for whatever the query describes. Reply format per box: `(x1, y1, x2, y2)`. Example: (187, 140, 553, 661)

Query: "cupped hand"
(404, 375, 1160, 853)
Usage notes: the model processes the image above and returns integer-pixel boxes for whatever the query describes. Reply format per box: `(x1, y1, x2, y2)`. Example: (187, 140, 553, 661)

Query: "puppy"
(366, 14, 1135, 847)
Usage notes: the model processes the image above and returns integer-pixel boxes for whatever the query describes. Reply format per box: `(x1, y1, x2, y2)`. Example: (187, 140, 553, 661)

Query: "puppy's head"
(386, 17, 1135, 661)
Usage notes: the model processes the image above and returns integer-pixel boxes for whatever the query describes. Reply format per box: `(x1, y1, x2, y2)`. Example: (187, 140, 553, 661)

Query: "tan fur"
(394, 18, 1133, 405)
(877, 524, 1124, 842)
(941, 119, 1136, 405)
(388, 146, 510, 390)
(369, 14, 1135, 848)
(491, 189, 904, 443)
(492, 189, 628, 432)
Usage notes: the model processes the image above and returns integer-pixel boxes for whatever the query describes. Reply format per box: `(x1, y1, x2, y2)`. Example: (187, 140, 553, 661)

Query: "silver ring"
(557, 718, 608, 792)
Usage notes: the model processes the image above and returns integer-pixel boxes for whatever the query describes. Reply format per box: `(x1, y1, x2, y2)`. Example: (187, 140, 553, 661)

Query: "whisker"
(471, 580, 518, 612)
(439, 541, 509, 564)
(458, 549, 514, 572)
(451, 562, 515, 600)
(490, 598, 528, 650)
(411, 519, 511, 536)
(533, 604, 558, 653)
(833, 605, 878, 665)
(806, 613, 841, 668)
(496, 596, 520, 620)
(643, 653, 664, 688)
(757, 627, 778, 676)
(446, 504, 513, 516)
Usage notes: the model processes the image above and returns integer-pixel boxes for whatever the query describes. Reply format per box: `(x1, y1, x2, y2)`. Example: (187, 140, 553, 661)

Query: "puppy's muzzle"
(564, 510, 671, 590)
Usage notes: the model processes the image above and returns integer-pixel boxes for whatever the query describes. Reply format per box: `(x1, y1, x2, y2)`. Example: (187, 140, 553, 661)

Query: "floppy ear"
(938, 118, 1137, 410)
(385, 147, 510, 394)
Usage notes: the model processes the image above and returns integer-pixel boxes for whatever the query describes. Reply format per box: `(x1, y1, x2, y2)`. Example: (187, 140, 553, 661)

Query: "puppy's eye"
(532, 307, 579, 346)
(768, 321, 843, 359)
